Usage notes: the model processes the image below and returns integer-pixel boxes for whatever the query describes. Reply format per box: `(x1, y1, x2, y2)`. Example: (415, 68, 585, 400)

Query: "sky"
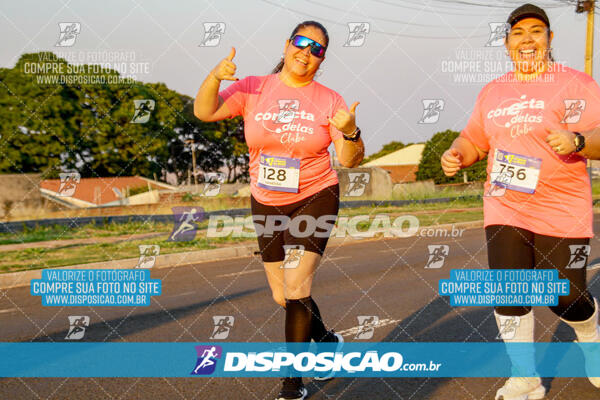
(1, 0, 598, 156)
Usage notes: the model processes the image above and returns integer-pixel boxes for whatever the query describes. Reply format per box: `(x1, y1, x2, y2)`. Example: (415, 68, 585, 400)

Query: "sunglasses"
(290, 35, 326, 58)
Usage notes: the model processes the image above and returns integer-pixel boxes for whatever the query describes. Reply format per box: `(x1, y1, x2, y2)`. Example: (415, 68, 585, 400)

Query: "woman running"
(441, 4, 600, 399)
(194, 21, 364, 400)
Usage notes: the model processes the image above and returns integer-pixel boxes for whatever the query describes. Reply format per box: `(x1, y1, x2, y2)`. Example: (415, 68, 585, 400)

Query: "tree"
(174, 98, 248, 183)
(0, 53, 75, 176)
(0, 52, 250, 183)
(416, 129, 486, 184)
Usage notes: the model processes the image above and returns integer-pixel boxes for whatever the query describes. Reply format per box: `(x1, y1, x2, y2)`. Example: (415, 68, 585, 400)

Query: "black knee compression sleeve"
(285, 297, 329, 342)
(485, 225, 595, 320)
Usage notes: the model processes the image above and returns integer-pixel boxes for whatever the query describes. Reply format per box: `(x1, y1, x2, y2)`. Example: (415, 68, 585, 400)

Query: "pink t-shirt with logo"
(461, 65, 600, 238)
(219, 74, 346, 206)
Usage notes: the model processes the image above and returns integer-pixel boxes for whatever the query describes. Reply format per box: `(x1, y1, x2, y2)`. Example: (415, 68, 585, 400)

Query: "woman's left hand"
(329, 101, 359, 136)
(545, 128, 576, 155)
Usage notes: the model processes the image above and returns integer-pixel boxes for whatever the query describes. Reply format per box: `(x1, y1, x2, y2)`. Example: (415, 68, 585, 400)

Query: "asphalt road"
(3, 217, 600, 399)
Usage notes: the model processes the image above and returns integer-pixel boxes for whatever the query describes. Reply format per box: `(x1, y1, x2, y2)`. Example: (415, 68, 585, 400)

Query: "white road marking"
(216, 268, 263, 278)
(167, 291, 196, 298)
(0, 308, 17, 314)
(336, 318, 401, 337)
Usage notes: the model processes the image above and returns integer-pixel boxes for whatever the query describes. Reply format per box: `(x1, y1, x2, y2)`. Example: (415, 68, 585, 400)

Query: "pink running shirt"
(219, 74, 346, 206)
(460, 65, 600, 238)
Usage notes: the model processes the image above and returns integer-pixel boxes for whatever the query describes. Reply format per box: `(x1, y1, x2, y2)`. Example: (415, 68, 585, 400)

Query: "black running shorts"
(250, 184, 340, 262)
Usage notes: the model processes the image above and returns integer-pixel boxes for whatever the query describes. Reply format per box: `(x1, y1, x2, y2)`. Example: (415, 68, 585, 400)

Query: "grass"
(11, 179, 600, 273)
(0, 234, 254, 273)
(392, 184, 483, 201)
(593, 180, 600, 196)
(0, 200, 485, 273)
(1, 196, 485, 246)
(0, 221, 173, 245)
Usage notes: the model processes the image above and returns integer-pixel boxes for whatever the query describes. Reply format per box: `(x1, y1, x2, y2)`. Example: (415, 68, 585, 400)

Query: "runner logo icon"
(281, 245, 305, 269)
(485, 171, 512, 197)
(210, 316, 235, 340)
(276, 100, 300, 124)
(199, 23, 225, 47)
(418, 99, 444, 124)
(344, 22, 370, 47)
(131, 99, 155, 123)
(136, 245, 160, 268)
(425, 245, 449, 269)
(496, 315, 520, 340)
(567, 245, 590, 269)
(191, 345, 222, 375)
(355, 315, 379, 339)
(561, 99, 586, 124)
(345, 172, 370, 196)
(58, 172, 81, 197)
(65, 316, 89, 340)
(168, 207, 204, 242)
(485, 22, 509, 47)
(202, 172, 226, 196)
(56, 22, 81, 47)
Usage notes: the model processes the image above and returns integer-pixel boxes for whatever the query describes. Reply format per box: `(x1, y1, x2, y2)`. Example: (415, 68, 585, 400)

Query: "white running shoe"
(561, 298, 600, 387)
(313, 331, 344, 381)
(574, 335, 600, 388)
(495, 377, 546, 400)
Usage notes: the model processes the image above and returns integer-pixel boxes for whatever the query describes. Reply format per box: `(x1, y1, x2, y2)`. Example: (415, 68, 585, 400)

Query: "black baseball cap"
(507, 4, 550, 28)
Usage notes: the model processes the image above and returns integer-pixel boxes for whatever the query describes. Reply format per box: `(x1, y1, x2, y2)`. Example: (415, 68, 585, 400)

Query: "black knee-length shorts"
(250, 184, 339, 262)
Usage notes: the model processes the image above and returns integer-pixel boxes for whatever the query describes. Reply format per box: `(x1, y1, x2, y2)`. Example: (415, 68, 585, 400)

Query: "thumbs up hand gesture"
(211, 47, 238, 81)
(329, 101, 359, 136)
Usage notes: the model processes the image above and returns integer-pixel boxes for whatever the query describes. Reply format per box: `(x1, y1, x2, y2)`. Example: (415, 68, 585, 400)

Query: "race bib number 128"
(258, 154, 300, 193)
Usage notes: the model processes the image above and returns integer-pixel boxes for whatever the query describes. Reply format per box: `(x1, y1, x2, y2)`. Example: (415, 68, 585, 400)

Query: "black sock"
(285, 298, 312, 342)
(307, 297, 330, 342)
(285, 296, 330, 342)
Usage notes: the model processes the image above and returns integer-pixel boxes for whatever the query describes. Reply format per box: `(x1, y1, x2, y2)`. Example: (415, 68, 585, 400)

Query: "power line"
(303, 0, 486, 29)
(430, 0, 568, 8)
(371, 0, 507, 16)
(259, 0, 490, 39)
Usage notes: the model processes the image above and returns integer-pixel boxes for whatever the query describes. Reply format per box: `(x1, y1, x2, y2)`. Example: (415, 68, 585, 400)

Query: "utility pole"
(576, 0, 595, 76)
(185, 139, 197, 187)
(576, 1, 595, 182)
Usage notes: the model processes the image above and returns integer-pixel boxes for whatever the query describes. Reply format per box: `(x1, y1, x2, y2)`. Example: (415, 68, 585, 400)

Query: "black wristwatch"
(574, 131, 585, 152)
(343, 127, 361, 142)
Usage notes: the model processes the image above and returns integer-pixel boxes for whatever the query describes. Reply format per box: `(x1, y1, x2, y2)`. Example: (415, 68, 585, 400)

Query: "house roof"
(40, 176, 174, 206)
(363, 143, 425, 167)
(377, 165, 419, 184)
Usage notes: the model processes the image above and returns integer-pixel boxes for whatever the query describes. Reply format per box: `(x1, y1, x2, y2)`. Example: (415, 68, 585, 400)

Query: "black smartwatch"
(574, 131, 585, 152)
(343, 127, 361, 142)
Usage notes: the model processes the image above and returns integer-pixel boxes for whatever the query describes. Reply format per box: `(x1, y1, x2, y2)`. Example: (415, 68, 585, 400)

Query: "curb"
(0, 220, 484, 290)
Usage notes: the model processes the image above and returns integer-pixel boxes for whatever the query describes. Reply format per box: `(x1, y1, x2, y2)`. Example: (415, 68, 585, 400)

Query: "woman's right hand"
(211, 47, 238, 82)
(441, 148, 463, 177)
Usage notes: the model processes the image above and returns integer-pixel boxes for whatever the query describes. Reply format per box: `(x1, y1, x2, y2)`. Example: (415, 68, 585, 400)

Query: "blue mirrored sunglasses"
(290, 35, 326, 58)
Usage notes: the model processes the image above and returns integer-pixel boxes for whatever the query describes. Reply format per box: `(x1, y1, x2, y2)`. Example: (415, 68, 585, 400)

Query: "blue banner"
(1, 342, 599, 378)
(30, 269, 161, 306)
(439, 269, 569, 306)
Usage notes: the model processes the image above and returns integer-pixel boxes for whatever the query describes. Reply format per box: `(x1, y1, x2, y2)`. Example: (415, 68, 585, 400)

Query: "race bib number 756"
(491, 149, 542, 194)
